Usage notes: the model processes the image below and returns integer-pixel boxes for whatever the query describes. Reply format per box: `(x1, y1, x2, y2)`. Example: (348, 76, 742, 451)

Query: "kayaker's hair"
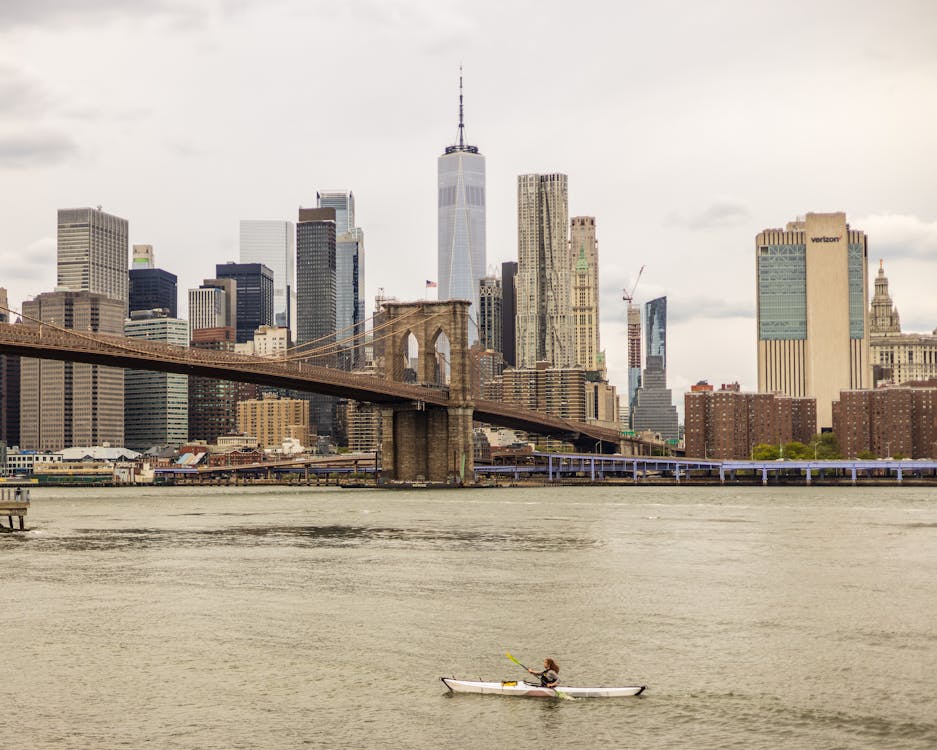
(545, 658, 559, 672)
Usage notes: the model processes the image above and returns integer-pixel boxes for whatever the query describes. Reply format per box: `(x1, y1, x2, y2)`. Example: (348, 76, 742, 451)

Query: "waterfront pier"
(0, 487, 30, 530)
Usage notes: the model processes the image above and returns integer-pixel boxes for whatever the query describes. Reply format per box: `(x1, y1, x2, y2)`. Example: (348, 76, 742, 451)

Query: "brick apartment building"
(685, 383, 816, 459)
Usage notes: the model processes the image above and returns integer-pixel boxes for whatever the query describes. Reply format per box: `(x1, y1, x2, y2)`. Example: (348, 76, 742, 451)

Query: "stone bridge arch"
(379, 301, 473, 483)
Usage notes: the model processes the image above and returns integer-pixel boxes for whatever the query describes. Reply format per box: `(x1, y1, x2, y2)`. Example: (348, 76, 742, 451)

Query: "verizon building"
(756, 212, 871, 431)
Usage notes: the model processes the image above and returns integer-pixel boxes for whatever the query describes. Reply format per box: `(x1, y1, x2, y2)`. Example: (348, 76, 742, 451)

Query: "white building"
(239, 219, 295, 334)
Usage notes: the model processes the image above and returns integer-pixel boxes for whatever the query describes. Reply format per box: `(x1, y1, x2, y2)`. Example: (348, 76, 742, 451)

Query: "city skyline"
(1, 1, 936, 406)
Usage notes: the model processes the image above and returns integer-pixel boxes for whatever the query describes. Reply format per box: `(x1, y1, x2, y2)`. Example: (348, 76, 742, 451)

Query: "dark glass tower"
(129, 268, 178, 317)
(501, 261, 517, 366)
(631, 296, 679, 441)
(214, 262, 275, 344)
(296, 207, 337, 437)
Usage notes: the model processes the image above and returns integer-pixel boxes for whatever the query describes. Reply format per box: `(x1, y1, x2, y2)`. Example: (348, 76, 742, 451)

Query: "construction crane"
(623, 265, 645, 303)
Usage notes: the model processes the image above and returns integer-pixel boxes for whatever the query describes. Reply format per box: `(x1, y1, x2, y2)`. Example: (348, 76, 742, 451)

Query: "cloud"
(667, 295, 754, 324)
(0, 131, 78, 168)
(0, 0, 206, 29)
(0, 65, 49, 116)
(665, 199, 752, 230)
(0, 237, 55, 281)
(855, 213, 937, 260)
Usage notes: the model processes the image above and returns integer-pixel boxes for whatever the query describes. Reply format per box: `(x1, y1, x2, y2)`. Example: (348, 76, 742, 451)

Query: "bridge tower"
(379, 300, 474, 483)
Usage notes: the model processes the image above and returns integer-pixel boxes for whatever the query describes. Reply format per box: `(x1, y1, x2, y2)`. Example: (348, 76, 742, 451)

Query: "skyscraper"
(317, 192, 365, 370)
(626, 304, 642, 428)
(438, 71, 486, 343)
(296, 207, 337, 436)
(478, 274, 502, 353)
(631, 296, 679, 441)
(756, 212, 870, 431)
(124, 310, 189, 450)
(501, 261, 518, 367)
(57, 207, 128, 310)
(188, 279, 236, 339)
(20, 291, 125, 450)
(239, 220, 295, 331)
(215, 262, 275, 344)
(515, 173, 572, 368)
(129, 246, 177, 317)
(570, 216, 602, 374)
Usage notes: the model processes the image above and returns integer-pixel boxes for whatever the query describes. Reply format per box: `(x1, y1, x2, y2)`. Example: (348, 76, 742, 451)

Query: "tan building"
(516, 174, 573, 368)
(570, 216, 604, 375)
(20, 291, 125, 450)
(237, 393, 310, 449)
(234, 325, 290, 357)
(868, 262, 937, 385)
(344, 400, 382, 452)
(685, 386, 816, 460)
(756, 212, 871, 431)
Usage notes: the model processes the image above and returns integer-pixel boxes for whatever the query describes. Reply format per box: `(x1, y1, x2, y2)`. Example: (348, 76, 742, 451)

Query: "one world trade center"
(437, 69, 486, 344)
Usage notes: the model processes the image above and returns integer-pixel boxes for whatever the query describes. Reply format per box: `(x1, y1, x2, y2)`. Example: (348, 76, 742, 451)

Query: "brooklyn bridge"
(0, 300, 642, 482)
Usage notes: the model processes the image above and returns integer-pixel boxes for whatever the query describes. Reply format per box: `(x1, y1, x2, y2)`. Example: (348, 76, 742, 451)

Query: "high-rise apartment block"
(685, 386, 816, 459)
(631, 296, 679, 441)
(20, 291, 125, 450)
(478, 275, 502, 353)
(239, 220, 295, 331)
(237, 393, 310, 449)
(756, 212, 871, 431)
(124, 310, 189, 450)
(438, 74, 486, 343)
(516, 173, 571, 368)
(57, 207, 128, 310)
(318, 192, 365, 370)
(833, 386, 937, 458)
(570, 216, 603, 375)
(626, 302, 642, 428)
(214, 262, 275, 344)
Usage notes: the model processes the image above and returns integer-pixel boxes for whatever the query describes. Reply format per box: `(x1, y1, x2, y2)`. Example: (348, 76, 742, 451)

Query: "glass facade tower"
(438, 72, 485, 343)
(239, 220, 295, 332)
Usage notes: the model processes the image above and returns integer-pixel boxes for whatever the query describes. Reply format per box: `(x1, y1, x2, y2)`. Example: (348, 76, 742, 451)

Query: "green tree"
(752, 443, 780, 460)
(856, 449, 876, 460)
(810, 432, 841, 459)
(783, 441, 811, 460)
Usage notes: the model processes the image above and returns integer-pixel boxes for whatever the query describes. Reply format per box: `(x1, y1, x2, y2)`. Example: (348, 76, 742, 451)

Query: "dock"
(0, 487, 30, 531)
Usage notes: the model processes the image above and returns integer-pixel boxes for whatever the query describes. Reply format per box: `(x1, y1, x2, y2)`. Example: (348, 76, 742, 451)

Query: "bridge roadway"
(0, 323, 625, 450)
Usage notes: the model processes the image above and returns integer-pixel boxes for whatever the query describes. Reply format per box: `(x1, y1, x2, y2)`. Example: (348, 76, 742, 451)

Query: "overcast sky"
(2, 0, 936, 407)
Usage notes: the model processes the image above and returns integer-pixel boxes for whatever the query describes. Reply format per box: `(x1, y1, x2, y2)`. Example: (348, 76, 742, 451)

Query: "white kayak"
(441, 677, 646, 698)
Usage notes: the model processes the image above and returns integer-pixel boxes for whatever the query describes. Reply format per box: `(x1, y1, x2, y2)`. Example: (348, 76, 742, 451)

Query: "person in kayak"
(528, 658, 560, 688)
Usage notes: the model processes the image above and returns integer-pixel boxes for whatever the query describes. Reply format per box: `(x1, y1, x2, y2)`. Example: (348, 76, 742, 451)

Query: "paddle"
(505, 652, 574, 700)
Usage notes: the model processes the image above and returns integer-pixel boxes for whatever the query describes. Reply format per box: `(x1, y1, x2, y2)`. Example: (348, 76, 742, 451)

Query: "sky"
(1, 0, 936, 410)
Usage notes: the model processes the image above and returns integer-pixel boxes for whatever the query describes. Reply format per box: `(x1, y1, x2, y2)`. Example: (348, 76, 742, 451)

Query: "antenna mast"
(458, 64, 465, 149)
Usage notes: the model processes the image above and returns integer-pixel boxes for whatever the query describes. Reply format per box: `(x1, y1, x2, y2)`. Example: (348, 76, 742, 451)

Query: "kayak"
(441, 677, 646, 698)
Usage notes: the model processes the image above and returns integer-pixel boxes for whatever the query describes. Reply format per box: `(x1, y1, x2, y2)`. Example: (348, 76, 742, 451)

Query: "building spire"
(445, 65, 478, 155)
(458, 65, 465, 149)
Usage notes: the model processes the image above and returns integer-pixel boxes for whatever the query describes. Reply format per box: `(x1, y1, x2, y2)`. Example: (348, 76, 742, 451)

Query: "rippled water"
(2, 485, 935, 748)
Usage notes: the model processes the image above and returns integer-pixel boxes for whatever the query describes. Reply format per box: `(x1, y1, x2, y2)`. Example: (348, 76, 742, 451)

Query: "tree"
(752, 443, 780, 460)
(809, 433, 841, 460)
(856, 449, 876, 460)
(783, 441, 812, 460)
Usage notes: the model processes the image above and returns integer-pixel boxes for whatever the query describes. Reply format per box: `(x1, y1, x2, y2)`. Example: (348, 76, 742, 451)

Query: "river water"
(1, 485, 935, 749)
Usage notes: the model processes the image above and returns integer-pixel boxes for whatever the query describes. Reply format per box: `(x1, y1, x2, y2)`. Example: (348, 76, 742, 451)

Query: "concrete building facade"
(56, 207, 129, 310)
(570, 216, 603, 375)
(237, 393, 310, 449)
(516, 173, 572, 368)
(756, 212, 871, 431)
(124, 311, 189, 450)
(20, 291, 125, 450)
